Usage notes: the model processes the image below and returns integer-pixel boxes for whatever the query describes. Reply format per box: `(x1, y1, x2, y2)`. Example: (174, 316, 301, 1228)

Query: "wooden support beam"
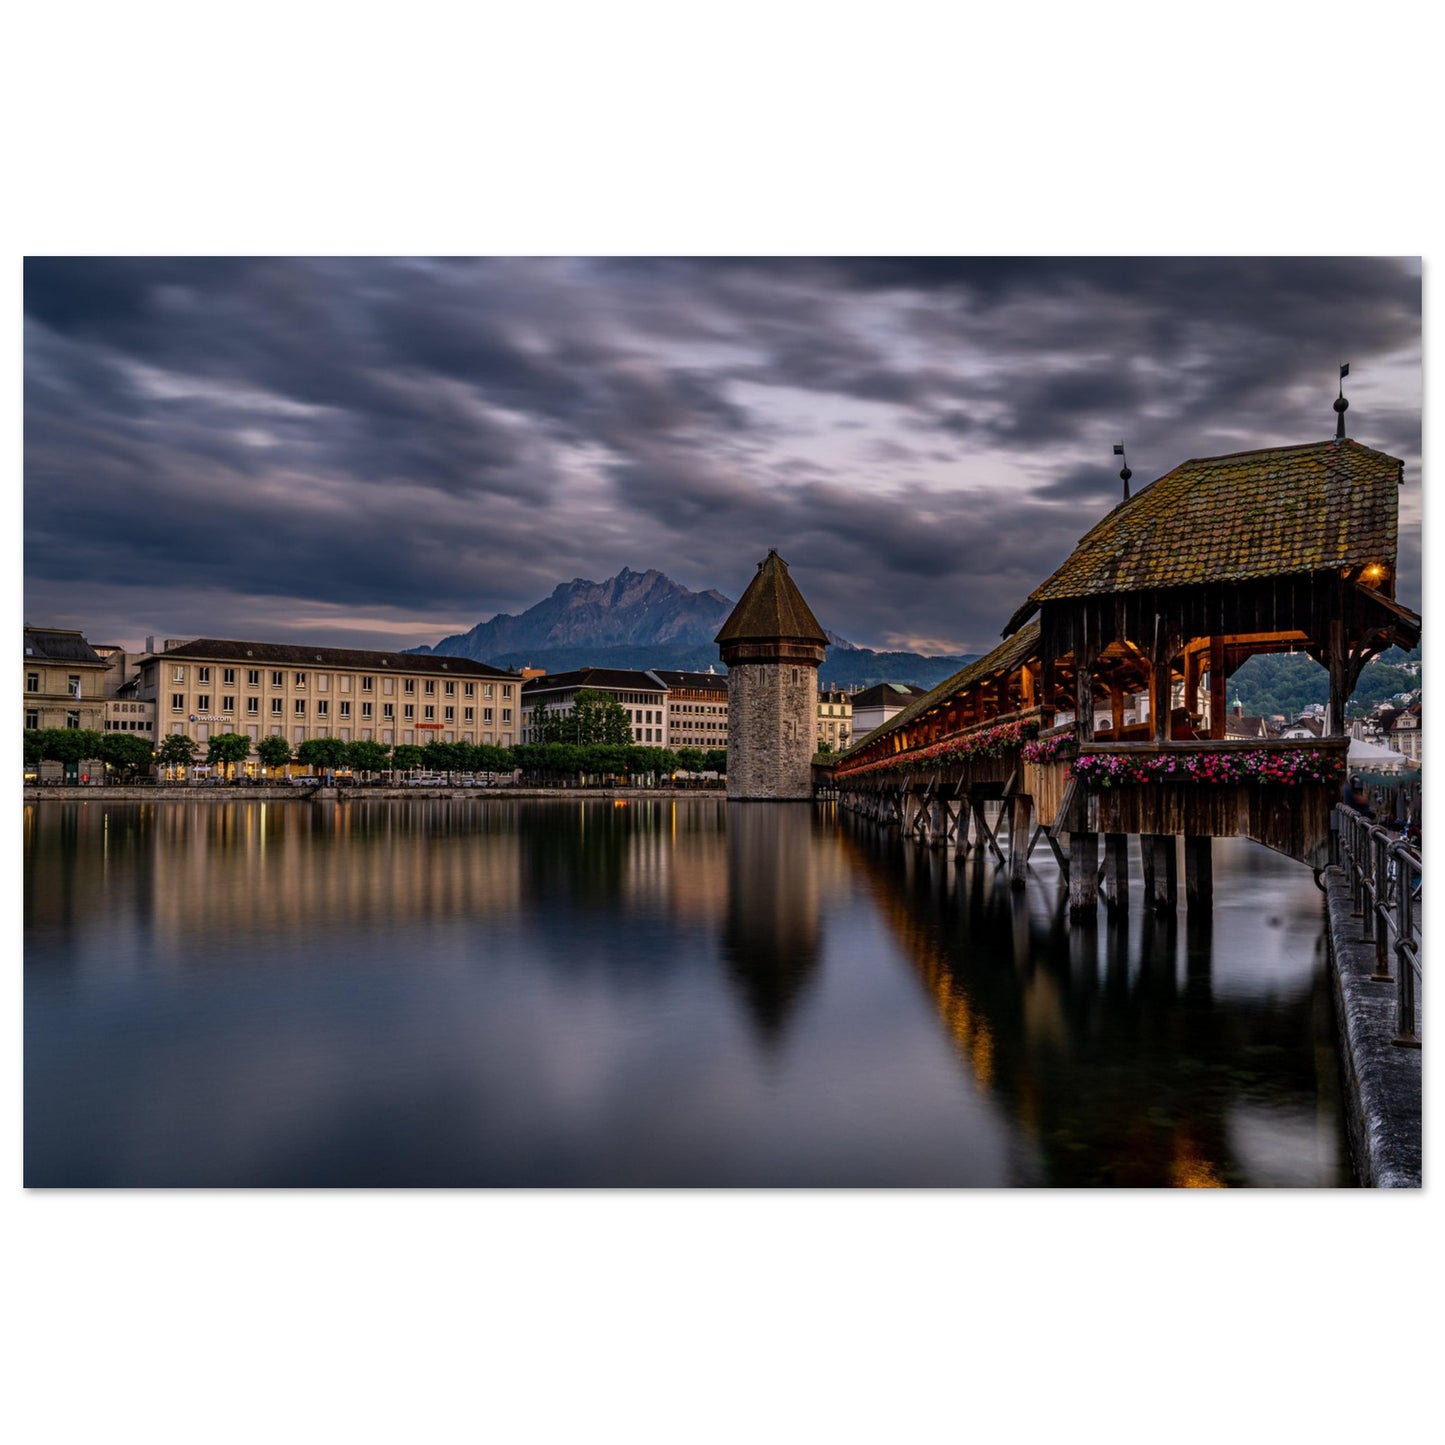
(1142, 834, 1178, 912)
(1068, 832, 1099, 913)
(1009, 793, 1033, 890)
(1185, 836, 1213, 912)
(1209, 635, 1226, 740)
(974, 799, 1006, 865)
(1101, 833, 1129, 910)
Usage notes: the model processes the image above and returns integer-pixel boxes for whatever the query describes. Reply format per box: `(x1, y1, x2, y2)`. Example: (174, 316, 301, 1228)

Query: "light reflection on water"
(23, 798, 1350, 1187)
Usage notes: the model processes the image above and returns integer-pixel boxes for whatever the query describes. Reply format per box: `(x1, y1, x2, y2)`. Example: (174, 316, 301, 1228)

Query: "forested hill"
(1229, 647, 1421, 720)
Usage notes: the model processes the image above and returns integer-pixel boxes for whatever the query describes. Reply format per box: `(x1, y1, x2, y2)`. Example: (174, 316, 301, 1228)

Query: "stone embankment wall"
(1321, 866, 1422, 1187)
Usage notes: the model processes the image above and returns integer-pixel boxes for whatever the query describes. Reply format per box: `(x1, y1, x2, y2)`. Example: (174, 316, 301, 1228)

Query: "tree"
(345, 739, 391, 776)
(97, 732, 154, 780)
(391, 744, 424, 773)
(206, 732, 253, 779)
(256, 735, 293, 777)
(571, 689, 634, 746)
(703, 748, 727, 775)
(23, 730, 45, 771)
(40, 728, 105, 768)
(296, 736, 349, 773)
(158, 734, 198, 773)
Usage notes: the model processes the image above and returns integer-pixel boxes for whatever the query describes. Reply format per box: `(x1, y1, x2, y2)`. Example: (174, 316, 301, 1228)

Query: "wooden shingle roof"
(1009, 438, 1402, 631)
(715, 550, 828, 646)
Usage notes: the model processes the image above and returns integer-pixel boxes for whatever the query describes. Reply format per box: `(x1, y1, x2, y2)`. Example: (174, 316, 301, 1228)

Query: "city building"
(652, 668, 730, 751)
(520, 667, 669, 744)
(848, 682, 929, 739)
(816, 687, 852, 751)
(23, 626, 110, 732)
(716, 549, 828, 800)
(134, 638, 520, 761)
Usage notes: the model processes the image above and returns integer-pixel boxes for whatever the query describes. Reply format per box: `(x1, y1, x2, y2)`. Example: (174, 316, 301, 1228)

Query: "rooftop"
(715, 549, 828, 647)
(146, 638, 516, 677)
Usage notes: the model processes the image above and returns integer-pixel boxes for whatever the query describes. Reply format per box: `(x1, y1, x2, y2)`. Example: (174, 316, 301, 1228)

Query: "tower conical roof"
(714, 549, 828, 646)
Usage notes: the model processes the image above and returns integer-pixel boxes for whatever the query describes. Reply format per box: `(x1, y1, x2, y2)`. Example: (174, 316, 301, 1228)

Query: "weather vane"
(1335, 362, 1350, 440)
(1113, 443, 1132, 501)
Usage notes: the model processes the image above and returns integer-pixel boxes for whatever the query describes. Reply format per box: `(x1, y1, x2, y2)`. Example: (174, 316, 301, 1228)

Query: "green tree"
(40, 728, 105, 768)
(206, 732, 253, 779)
(23, 730, 46, 772)
(256, 735, 293, 777)
(571, 689, 634, 746)
(674, 746, 706, 776)
(158, 734, 198, 774)
(345, 739, 391, 776)
(703, 748, 727, 775)
(296, 736, 349, 773)
(391, 744, 424, 773)
(97, 732, 154, 780)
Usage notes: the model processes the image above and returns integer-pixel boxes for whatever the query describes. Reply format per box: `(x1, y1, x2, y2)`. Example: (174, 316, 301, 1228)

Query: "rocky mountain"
(412, 568, 972, 689)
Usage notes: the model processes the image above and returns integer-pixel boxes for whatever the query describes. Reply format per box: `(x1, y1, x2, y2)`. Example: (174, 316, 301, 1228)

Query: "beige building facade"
(23, 626, 110, 733)
(135, 638, 519, 761)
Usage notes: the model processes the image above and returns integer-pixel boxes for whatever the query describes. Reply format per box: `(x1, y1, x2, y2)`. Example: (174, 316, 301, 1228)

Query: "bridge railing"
(1335, 804, 1422, 1048)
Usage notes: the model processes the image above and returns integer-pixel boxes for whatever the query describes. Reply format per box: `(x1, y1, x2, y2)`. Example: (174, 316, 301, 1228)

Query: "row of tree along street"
(24, 690, 730, 788)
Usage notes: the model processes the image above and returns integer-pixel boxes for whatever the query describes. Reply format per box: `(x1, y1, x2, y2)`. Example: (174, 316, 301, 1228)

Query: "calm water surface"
(24, 798, 1350, 1186)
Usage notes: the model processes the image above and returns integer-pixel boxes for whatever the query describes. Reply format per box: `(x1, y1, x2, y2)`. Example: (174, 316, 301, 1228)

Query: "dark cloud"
(23, 257, 1421, 655)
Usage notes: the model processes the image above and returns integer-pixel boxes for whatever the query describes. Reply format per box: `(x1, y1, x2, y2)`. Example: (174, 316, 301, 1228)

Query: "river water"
(23, 797, 1351, 1187)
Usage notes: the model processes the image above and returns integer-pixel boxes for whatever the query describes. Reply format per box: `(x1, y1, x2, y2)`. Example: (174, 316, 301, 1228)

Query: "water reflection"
(24, 800, 1348, 1186)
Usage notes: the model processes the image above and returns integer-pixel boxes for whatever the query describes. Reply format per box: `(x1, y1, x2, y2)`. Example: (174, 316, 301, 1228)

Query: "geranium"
(1021, 729, 1076, 765)
(1069, 748, 1347, 789)
(835, 718, 1039, 780)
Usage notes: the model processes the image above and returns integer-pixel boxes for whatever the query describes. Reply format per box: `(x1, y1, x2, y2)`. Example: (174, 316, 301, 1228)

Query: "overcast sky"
(23, 256, 1421, 658)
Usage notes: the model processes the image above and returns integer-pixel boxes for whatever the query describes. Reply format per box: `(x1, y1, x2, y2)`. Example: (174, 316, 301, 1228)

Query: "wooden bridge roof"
(715, 549, 828, 646)
(1005, 438, 1402, 633)
(836, 618, 1041, 763)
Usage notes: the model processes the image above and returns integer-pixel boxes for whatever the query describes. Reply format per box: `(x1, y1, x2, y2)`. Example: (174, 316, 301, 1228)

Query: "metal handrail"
(1335, 804, 1422, 1047)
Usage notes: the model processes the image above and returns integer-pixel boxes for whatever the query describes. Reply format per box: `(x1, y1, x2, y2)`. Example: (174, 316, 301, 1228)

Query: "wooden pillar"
(1075, 649, 1095, 742)
(1209, 636, 1226, 740)
(1009, 793, 1033, 890)
(1185, 836, 1213, 912)
(1152, 657, 1172, 743)
(1110, 684, 1125, 737)
(1068, 832, 1099, 913)
(928, 793, 948, 850)
(1101, 833, 1129, 910)
(954, 792, 971, 859)
(1142, 834, 1177, 912)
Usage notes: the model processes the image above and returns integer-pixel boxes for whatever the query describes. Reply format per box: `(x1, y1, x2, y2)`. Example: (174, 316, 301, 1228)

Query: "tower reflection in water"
(721, 802, 823, 1043)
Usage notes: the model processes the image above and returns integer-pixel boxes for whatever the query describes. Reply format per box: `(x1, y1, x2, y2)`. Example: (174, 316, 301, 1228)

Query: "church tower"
(715, 549, 828, 800)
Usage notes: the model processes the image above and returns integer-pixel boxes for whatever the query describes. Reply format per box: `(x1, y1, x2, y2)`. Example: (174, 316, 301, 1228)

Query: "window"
(362, 676, 374, 692)
(294, 672, 307, 687)
(294, 699, 306, 716)
(463, 707, 473, 722)
(67, 711, 80, 729)
(444, 681, 455, 697)
(68, 674, 83, 698)
(317, 700, 329, 718)
(223, 668, 236, 685)
(339, 701, 351, 718)
(317, 674, 329, 691)
(222, 695, 235, 713)
(503, 685, 514, 699)
(424, 705, 436, 721)
(26, 708, 38, 729)
(247, 698, 259, 715)
(173, 666, 186, 683)
(271, 671, 284, 687)
(361, 702, 372, 719)
(383, 677, 394, 695)
(424, 680, 436, 696)
(501, 708, 512, 723)
(464, 683, 475, 697)
(197, 667, 211, 684)
(25, 671, 38, 692)
(248, 670, 261, 687)
(403, 679, 416, 695)
(444, 706, 454, 722)
(484, 684, 494, 700)
(383, 703, 394, 719)
(196, 694, 211, 710)
(403, 704, 414, 720)
(271, 698, 283, 716)
(172, 693, 185, 711)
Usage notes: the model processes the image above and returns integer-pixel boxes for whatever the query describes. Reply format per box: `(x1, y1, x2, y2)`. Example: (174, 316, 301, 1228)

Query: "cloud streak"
(24, 256, 1421, 656)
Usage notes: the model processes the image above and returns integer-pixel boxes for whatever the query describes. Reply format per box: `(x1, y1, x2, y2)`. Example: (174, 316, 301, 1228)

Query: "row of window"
(177, 723, 515, 747)
(25, 672, 84, 694)
(168, 694, 511, 724)
(163, 665, 513, 699)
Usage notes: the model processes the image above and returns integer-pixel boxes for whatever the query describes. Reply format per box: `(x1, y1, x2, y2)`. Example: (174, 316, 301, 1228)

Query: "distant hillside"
(411, 567, 972, 689)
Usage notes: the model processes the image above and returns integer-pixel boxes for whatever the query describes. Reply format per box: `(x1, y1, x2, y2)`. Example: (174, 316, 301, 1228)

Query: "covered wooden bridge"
(829, 435, 1420, 912)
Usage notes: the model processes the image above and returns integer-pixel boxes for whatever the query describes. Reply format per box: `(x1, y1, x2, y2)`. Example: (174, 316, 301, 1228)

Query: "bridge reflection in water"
(831, 803, 1349, 1187)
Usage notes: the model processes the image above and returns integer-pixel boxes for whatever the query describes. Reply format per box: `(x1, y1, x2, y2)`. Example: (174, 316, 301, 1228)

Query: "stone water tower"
(715, 549, 828, 800)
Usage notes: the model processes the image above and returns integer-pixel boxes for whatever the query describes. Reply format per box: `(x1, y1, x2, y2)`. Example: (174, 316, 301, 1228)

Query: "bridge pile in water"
(829, 435, 1420, 913)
